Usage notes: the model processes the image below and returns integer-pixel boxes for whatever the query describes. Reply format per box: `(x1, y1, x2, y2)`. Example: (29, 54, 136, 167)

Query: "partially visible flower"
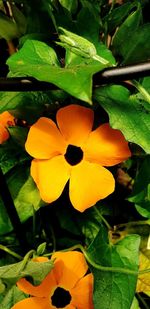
(25, 104, 131, 212)
(0, 111, 15, 144)
(11, 251, 94, 309)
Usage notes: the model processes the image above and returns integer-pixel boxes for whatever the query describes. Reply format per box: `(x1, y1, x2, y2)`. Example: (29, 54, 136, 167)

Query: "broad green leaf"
(7, 39, 109, 103)
(0, 140, 28, 174)
(7, 165, 44, 221)
(0, 257, 53, 285)
(0, 91, 48, 114)
(112, 5, 142, 61)
(94, 85, 150, 153)
(128, 157, 150, 218)
(77, 6, 101, 44)
(87, 227, 140, 309)
(0, 90, 67, 123)
(0, 163, 44, 235)
(122, 23, 150, 64)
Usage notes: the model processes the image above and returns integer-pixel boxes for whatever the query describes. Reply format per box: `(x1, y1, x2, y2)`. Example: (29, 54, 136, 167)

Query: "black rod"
(0, 77, 57, 92)
(0, 62, 150, 92)
(0, 167, 28, 251)
(94, 61, 150, 84)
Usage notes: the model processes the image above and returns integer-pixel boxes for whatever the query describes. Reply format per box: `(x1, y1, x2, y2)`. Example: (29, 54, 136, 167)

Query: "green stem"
(116, 219, 150, 229)
(109, 0, 116, 14)
(0, 244, 22, 260)
(18, 250, 36, 272)
(45, 244, 150, 276)
(132, 80, 150, 104)
(137, 293, 150, 309)
(94, 206, 112, 230)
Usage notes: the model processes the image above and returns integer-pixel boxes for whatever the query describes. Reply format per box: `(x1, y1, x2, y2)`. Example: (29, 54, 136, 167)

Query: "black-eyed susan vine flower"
(25, 104, 131, 212)
(11, 251, 94, 309)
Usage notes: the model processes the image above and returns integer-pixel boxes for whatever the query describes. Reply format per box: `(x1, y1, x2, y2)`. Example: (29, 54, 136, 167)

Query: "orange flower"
(11, 251, 94, 309)
(0, 111, 15, 144)
(25, 104, 131, 212)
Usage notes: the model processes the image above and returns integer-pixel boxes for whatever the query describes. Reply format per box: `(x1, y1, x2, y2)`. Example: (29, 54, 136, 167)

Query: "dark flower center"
(51, 286, 71, 308)
(65, 144, 83, 166)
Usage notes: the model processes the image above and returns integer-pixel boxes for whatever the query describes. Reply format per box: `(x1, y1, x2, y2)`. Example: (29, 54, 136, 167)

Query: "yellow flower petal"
(83, 123, 131, 166)
(11, 297, 50, 309)
(71, 273, 94, 309)
(56, 104, 94, 146)
(52, 251, 88, 290)
(31, 155, 70, 203)
(25, 117, 67, 159)
(69, 160, 115, 212)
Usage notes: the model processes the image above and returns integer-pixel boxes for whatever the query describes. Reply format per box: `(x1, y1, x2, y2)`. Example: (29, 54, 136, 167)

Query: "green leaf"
(76, 7, 116, 65)
(8, 127, 28, 147)
(128, 156, 150, 218)
(104, 2, 137, 33)
(0, 200, 12, 235)
(130, 297, 140, 309)
(1, 286, 27, 309)
(142, 77, 150, 94)
(112, 5, 142, 62)
(0, 257, 53, 285)
(87, 227, 140, 309)
(0, 12, 20, 40)
(59, 0, 78, 13)
(122, 23, 150, 64)
(7, 39, 109, 103)
(0, 91, 50, 123)
(0, 163, 44, 235)
(10, 3, 27, 35)
(94, 85, 150, 153)
(7, 165, 44, 222)
(0, 140, 28, 174)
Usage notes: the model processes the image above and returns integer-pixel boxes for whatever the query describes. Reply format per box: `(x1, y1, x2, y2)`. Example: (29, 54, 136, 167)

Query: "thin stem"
(115, 219, 150, 230)
(32, 205, 36, 244)
(49, 225, 56, 252)
(109, 0, 116, 13)
(0, 244, 22, 260)
(132, 80, 150, 104)
(7, 40, 16, 55)
(18, 250, 36, 272)
(137, 293, 150, 309)
(94, 206, 112, 230)
(45, 244, 150, 276)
